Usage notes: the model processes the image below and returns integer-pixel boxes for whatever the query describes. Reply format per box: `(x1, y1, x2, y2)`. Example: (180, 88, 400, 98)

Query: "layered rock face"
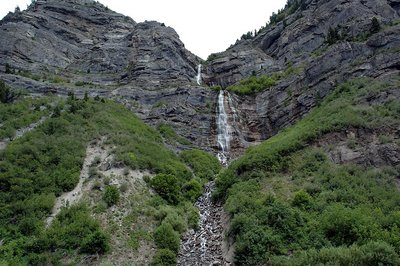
(0, 0, 199, 87)
(205, 0, 400, 155)
(1, 0, 399, 157)
(0, 0, 217, 150)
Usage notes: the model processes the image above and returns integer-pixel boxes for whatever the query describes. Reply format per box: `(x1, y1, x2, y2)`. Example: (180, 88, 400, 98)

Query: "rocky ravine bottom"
(177, 182, 231, 266)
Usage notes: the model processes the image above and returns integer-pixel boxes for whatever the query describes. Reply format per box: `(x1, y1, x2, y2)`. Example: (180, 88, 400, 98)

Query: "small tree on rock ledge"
(370, 17, 381, 34)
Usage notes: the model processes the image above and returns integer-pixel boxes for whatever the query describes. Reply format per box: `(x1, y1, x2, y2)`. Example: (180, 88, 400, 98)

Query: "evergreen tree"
(83, 91, 89, 101)
(0, 80, 13, 103)
(5, 63, 13, 74)
(327, 27, 340, 45)
(370, 17, 381, 34)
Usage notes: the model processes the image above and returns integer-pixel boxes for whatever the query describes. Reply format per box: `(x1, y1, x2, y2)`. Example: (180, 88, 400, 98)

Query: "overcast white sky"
(0, 0, 287, 59)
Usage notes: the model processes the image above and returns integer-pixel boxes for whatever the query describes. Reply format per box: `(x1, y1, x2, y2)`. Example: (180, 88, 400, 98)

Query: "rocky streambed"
(177, 182, 229, 266)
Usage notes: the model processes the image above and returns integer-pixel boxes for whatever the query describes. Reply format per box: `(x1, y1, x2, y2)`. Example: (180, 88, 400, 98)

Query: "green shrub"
(88, 166, 98, 178)
(103, 185, 120, 207)
(182, 179, 203, 202)
(151, 249, 177, 266)
(103, 176, 111, 185)
(150, 174, 181, 204)
(183, 203, 200, 229)
(235, 226, 285, 265)
(227, 74, 278, 95)
(270, 241, 400, 265)
(292, 190, 313, 210)
(153, 222, 180, 253)
(50, 76, 68, 84)
(45, 204, 109, 255)
(320, 205, 378, 246)
(162, 211, 187, 234)
(0, 80, 15, 103)
(361, 241, 400, 265)
(80, 230, 110, 254)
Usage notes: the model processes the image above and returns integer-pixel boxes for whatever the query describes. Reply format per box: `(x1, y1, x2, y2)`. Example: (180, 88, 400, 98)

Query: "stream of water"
(177, 89, 232, 265)
(177, 182, 224, 265)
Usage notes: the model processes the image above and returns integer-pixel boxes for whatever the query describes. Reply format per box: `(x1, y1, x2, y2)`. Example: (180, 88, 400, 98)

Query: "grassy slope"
(0, 96, 219, 264)
(215, 75, 400, 265)
(0, 97, 51, 139)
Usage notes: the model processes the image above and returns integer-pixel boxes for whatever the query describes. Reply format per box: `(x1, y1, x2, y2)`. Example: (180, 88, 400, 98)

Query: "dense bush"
(270, 241, 400, 265)
(0, 80, 14, 103)
(151, 249, 177, 266)
(182, 179, 203, 202)
(153, 222, 180, 253)
(0, 204, 113, 262)
(150, 174, 181, 204)
(291, 190, 313, 210)
(80, 230, 110, 254)
(0, 97, 49, 139)
(227, 74, 278, 95)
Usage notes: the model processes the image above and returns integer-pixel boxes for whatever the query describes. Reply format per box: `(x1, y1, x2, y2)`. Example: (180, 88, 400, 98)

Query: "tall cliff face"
(0, 0, 199, 88)
(0, 0, 217, 151)
(1, 0, 399, 157)
(206, 0, 400, 154)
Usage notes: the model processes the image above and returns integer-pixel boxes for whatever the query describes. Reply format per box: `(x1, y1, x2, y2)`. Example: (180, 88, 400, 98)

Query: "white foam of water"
(216, 90, 230, 165)
(196, 64, 202, 85)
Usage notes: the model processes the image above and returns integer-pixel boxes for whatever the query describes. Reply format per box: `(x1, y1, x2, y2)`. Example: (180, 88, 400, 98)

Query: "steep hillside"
(203, 0, 400, 264)
(215, 73, 400, 265)
(0, 94, 221, 264)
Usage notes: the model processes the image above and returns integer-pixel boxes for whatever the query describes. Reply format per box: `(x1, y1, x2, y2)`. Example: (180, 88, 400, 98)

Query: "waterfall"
(196, 64, 202, 85)
(177, 90, 232, 265)
(216, 90, 230, 165)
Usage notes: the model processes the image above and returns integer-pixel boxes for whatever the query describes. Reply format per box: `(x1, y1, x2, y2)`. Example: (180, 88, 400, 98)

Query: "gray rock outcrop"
(0, 0, 199, 88)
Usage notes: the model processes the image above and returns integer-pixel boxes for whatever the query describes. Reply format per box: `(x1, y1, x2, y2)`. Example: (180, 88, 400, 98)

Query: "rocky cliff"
(1, 0, 399, 157)
(0, 0, 218, 151)
(205, 0, 400, 156)
(0, 0, 200, 88)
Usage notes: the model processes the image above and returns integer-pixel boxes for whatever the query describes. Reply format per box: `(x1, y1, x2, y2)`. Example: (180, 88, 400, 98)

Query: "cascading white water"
(196, 64, 202, 85)
(217, 90, 230, 165)
(177, 182, 225, 265)
(177, 90, 231, 265)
